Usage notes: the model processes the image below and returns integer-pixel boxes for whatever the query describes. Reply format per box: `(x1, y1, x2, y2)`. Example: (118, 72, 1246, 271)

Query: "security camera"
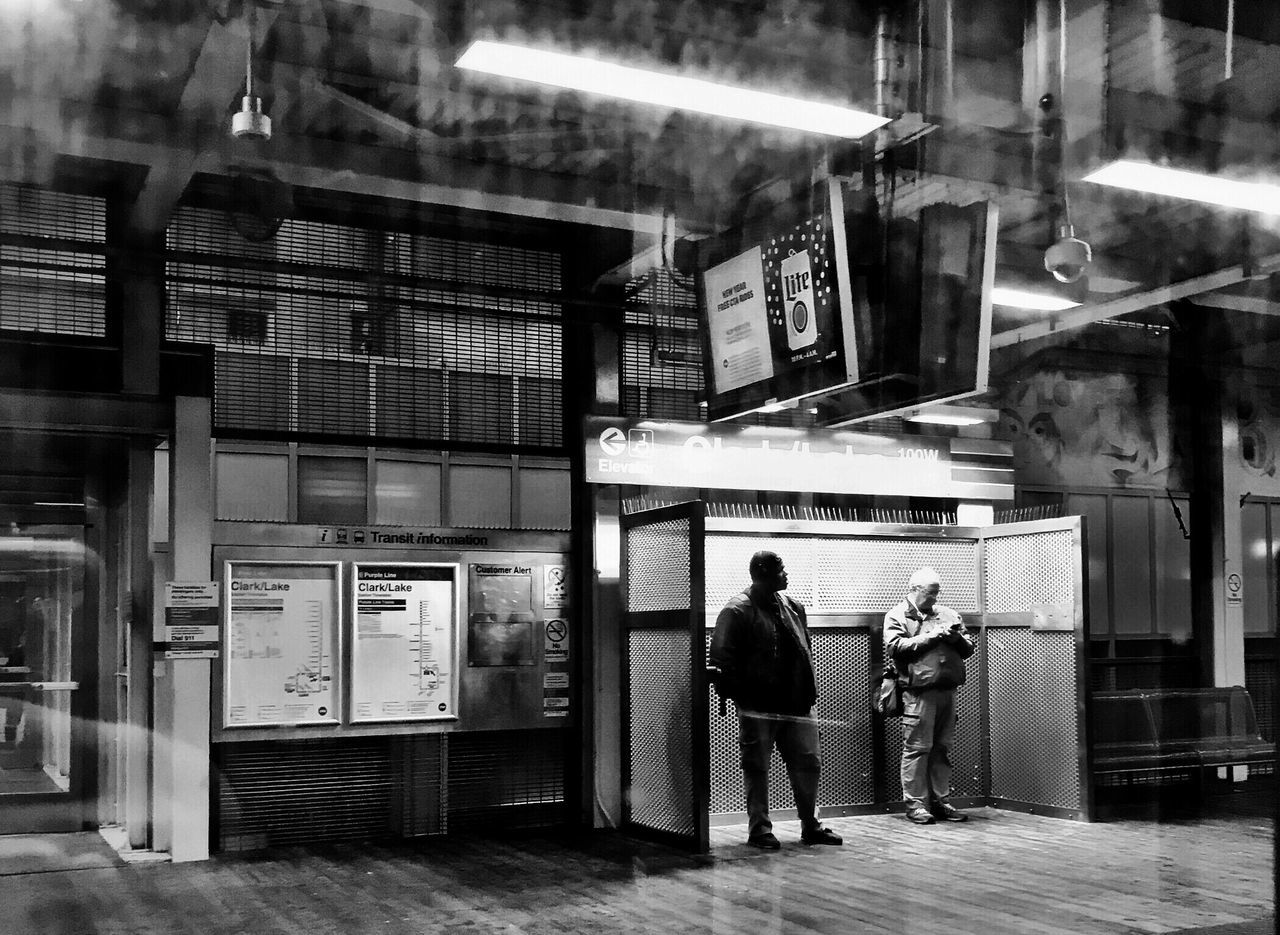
(1044, 224, 1091, 284)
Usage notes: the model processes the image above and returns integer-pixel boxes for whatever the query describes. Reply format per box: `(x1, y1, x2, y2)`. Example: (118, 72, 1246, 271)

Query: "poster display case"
(350, 563, 459, 723)
(222, 561, 341, 728)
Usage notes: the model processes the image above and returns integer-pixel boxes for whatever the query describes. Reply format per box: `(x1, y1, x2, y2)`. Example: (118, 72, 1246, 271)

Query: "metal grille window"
(0, 184, 106, 337)
(621, 269, 705, 421)
(166, 207, 564, 448)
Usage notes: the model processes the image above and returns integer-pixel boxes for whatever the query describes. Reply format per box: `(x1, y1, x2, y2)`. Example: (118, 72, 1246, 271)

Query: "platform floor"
(5, 796, 1275, 935)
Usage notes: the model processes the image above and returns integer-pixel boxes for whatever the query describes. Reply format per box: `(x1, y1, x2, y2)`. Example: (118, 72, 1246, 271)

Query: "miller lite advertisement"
(700, 178, 858, 420)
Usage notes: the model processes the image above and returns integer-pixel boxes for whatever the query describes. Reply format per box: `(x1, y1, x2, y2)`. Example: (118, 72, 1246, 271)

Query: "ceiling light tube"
(1084, 160, 1280, 215)
(906, 413, 985, 426)
(990, 286, 1081, 311)
(456, 40, 890, 139)
(905, 405, 998, 427)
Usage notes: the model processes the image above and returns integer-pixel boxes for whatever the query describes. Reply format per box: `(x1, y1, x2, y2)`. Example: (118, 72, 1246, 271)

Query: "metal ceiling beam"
(990, 252, 1280, 348)
(0, 106, 675, 233)
(1189, 292, 1280, 317)
(0, 391, 170, 436)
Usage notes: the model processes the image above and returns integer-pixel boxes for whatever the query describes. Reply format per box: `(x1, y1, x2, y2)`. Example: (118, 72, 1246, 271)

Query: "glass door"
(0, 526, 92, 832)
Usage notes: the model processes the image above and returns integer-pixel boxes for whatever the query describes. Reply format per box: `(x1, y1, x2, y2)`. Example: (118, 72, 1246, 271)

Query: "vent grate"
(216, 737, 396, 851)
(446, 730, 567, 831)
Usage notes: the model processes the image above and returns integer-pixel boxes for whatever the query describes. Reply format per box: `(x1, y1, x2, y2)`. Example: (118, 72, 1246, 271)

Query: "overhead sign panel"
(583, 416, 1013, 500)
(700, 178, 859, 421)
(698, 182, 997, 426)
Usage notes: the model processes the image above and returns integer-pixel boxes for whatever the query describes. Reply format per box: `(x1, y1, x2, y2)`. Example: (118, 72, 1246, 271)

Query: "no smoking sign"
(545, 618, 569, 663)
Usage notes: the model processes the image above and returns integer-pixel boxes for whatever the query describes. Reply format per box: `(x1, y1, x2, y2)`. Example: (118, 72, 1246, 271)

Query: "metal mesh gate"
(622, 505, 708, 849)
(629, 630, 696, 836)
(987, 629, 1082, 808)
(983, 520, 1089, 817)
(707, 629, 877, 814)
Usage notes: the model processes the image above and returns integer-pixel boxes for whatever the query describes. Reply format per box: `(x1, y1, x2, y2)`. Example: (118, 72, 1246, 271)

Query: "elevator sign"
(583, 416, 1014, 500)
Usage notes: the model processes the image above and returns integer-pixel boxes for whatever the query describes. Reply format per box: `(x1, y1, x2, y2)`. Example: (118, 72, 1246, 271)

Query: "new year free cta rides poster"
(351, 563, 458, 722)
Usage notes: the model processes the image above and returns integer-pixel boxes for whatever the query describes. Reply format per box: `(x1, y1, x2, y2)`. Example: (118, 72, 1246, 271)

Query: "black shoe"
(905, 806, 936, 824)
(747, 832, 781, 849)
(933, 803, 968, 822)
(800, 825, 843, 846)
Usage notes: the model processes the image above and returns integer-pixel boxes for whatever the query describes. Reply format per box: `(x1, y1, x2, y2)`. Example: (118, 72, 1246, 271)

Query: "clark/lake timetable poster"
(223, 562, 340, 727)
(351, 563, 458, 722)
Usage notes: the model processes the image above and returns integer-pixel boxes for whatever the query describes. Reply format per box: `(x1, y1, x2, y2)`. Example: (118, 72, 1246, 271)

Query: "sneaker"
(904, 806, 936, 824)
(747, 832, 781, 849)
(800, 825, 843, 846)
(932, 803, 968, 822)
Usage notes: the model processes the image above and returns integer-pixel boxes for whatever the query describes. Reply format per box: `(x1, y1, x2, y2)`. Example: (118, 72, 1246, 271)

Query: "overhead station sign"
(583, 416, 1013, 500)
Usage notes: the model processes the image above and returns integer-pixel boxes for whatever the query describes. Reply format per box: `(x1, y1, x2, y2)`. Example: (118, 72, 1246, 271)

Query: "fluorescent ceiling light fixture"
(990, 286, 1081, 311)
(757, 402, 788, 414)
(905, 405, 998, 427)
(33, 502, 85, 508)
(456, 40, 890, 138)
(907, 413, 985, 426)
(1084, 160, 1280, 215)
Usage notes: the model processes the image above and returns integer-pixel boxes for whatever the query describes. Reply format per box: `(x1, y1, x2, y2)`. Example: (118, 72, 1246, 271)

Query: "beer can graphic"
(780, 248, 818, 350)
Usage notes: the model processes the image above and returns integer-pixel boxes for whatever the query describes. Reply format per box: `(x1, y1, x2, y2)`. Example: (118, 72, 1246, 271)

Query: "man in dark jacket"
(709, 550, 842, 849)
(885, 567, 976, 824)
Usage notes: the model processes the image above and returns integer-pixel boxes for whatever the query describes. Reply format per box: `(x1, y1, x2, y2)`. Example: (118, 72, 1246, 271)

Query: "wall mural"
(1237, 382, 1280, 497)
(998, 369, 1185, 489)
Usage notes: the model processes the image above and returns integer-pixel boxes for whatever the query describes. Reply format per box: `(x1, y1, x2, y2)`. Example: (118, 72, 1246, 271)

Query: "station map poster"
(223, 561, 340, 727)
(350, 563, 458, 722)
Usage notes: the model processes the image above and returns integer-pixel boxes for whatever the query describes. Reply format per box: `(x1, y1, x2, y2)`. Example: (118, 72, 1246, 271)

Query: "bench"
(1092, 687, 1274, 789)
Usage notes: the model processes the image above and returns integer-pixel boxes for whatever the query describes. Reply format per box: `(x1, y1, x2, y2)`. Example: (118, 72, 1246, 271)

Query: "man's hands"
(929, 619, 965, 643)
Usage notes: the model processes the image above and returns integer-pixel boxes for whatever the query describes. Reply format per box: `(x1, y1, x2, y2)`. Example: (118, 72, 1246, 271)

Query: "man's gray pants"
(900, 687, 958, 808)
(737, 712, 822, 838)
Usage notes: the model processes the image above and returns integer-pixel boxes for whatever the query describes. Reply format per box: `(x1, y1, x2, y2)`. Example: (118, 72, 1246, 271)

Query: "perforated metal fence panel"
(626, 519, 692, 612)
(983, 520, 1088, 817)
(628, 629, 697, 837)
(707, 629, 876, 816)
(166, 207, 564, 448)
(987, 630, 1082, 808)
(984, 529, 1076, 613)
(705, 534, 979, 613)
(0, 184, 106, 337)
